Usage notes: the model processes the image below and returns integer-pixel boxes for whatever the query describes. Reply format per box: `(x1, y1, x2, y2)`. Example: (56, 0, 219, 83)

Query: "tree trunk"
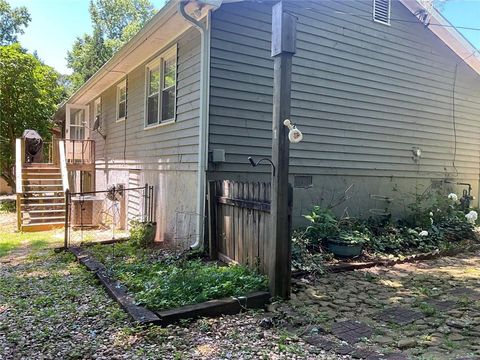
(1, 172, 15, 193)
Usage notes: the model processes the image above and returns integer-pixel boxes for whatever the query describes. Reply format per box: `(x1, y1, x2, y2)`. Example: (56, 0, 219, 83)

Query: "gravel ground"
(2, 243, 480, 359)
(0, 249, 344, 360)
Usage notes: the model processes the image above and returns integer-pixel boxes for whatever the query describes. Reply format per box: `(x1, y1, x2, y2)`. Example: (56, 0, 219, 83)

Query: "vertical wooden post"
(207, 181, 218, 260)
(269, 1, 296, 299)
(64, 189, 69, 249)
(16, 194, 21, 231)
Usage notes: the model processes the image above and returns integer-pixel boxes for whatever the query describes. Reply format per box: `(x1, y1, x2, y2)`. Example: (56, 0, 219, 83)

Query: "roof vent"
(373, 0, 391, 25)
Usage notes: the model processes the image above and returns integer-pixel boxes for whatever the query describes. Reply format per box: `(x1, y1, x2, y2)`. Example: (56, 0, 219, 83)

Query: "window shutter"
(373, 0, 391, 25)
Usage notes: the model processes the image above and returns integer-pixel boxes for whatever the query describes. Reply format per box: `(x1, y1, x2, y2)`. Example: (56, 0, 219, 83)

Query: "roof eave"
(399, 0, 480, 76)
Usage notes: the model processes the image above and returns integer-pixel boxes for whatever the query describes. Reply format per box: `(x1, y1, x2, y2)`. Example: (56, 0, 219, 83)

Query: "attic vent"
(373, 0, 391, 25)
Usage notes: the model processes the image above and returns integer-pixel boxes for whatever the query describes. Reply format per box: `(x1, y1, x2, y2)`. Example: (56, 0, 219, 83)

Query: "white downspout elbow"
(178, 1, 212, 250)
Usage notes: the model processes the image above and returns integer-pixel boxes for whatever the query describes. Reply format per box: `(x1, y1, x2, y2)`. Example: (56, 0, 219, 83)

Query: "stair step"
(21, 197, 64, 202)
(23, 184, 63, 187)
(22, 178, 62, 182)
(21, 203, 65, 208)
(23, 172, 61, 175)
(23, 190, 64, 194)
(24, 163, 58, 167)
(21, 222, 64, 232)
(23, 209, 66, 214)
(24, 216, 66, 222)
(23, 169, 60, 172)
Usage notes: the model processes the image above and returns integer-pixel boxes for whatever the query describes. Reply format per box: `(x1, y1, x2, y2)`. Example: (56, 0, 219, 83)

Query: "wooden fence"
(208, 180, 292, 275)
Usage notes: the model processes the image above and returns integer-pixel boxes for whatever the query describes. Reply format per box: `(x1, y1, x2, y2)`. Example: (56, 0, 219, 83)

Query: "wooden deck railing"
(58, 140, 69, 192)
(15, 138, 23, 230)
(65, 139, 95, 164)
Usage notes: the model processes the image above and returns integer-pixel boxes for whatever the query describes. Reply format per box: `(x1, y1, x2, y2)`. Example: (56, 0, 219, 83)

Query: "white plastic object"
(283, 119, 303, 143)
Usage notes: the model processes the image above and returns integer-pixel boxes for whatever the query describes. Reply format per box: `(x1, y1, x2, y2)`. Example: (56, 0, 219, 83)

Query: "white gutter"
(178, 1, 214, 250)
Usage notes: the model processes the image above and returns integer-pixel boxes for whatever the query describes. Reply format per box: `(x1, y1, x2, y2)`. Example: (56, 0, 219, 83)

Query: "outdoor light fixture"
(248, 156, 276, 176)
(284, 119, 303, 143)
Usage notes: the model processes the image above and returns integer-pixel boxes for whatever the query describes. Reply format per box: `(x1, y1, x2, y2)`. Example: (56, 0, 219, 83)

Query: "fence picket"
(211, 180, 290, 276)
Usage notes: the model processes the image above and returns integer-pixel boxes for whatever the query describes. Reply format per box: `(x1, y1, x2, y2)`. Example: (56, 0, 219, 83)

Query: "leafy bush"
(129, 220, 156, 247)
(304, 206, 338, 241)
(0, 200, 15, 213)
(291, 230, 331, 274)
(111, 259, 268, 311)
(304, 207, 370, 245)
(299, 189, 478, 263)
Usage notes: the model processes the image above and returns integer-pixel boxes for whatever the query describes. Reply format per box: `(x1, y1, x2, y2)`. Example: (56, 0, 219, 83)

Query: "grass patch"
(0, 231, 63, 257)
(89, 243, 268, 311)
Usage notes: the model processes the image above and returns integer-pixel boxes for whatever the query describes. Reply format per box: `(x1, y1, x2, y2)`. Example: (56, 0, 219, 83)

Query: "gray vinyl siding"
(89, 27, 201, 171)
(208, 0, 480, 180)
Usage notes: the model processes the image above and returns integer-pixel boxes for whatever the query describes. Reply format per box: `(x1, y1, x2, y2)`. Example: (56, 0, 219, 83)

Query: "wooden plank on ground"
(68, 246, 161, 324)
(156, 291, 270, 326)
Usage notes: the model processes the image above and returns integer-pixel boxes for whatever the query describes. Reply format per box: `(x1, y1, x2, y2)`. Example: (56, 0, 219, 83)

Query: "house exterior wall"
(208, 0, 480, 224)
(87, 27, 201, 245)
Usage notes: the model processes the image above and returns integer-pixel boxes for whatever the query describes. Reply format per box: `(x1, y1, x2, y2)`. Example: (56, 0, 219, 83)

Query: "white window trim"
(94, 97, 101, 120)
(116, 79, 127, 122)
(373, 0, 391, 26)
(144, 44, 177, 129)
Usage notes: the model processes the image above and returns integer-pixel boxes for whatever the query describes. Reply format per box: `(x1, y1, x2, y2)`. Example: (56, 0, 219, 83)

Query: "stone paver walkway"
(272, 251, 480, 359)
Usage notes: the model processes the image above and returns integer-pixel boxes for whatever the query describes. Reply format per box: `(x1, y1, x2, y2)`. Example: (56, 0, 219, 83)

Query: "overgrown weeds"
(88, 242, 268, 311)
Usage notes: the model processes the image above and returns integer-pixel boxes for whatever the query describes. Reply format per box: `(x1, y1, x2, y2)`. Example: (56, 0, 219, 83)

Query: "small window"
(146, 61, 160, 126)
(145, 45, 177, 127)
(373, 0, 390, 25)
(117, 80, 127, 121)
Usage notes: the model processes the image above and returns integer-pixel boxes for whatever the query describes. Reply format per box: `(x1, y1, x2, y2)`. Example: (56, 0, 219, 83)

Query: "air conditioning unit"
(71, 196, 103, 227)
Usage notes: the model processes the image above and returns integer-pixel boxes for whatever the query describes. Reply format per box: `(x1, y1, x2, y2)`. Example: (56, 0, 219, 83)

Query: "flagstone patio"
(272, 252, 480, 359)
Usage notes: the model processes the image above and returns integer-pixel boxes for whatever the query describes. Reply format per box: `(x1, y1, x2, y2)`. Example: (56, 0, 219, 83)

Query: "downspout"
(178, 1, 212, 249)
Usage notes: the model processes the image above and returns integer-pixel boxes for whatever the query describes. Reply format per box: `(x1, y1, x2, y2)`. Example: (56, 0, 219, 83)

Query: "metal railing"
(64, 184, 155, 248)
(65, 139, 95, 164)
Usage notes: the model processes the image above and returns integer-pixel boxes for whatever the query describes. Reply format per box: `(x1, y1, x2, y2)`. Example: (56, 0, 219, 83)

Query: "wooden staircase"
(19, 164, 66, 232)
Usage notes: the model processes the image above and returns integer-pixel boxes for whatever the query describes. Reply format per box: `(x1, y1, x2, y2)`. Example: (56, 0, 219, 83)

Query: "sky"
(7, 0, 480, 75)
(8, 0, 166, 74)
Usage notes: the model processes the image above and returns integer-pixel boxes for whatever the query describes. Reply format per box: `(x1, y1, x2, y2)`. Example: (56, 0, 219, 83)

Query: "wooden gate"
(208, 180, 292, 275)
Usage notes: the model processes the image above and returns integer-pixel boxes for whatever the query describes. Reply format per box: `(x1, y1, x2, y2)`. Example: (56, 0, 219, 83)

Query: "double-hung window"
(117, 80, 127, 121)
(145, 45, 177, 127)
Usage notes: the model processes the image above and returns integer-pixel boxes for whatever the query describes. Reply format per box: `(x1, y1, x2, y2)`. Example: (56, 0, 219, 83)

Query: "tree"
(0, 0, 31, 45)
(67, 0, 155, 90)
(0, 44, 63, 190)
(66, 28, 113, 90)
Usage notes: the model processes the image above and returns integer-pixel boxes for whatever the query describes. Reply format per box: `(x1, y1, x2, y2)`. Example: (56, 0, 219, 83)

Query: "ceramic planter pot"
(327, 238, 363, 258)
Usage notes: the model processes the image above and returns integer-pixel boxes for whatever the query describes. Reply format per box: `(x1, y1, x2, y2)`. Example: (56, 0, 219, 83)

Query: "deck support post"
(268, 1, 296, 299)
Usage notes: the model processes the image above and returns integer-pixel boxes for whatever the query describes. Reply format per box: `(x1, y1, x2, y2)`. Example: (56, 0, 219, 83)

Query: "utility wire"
(305, 5, 480, 32)
(451, 51, 477, 177)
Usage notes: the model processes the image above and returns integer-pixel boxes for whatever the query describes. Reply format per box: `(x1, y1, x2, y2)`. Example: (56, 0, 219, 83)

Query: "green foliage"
(67, 0, 155, 90)
(0, 44, 63, 189)
(129, 220, 155, 247)
(0, 0, 30, 45)
(304, 207, 370, 245)
(88, 243, 267, 311)
(291, 230, 330, 274)
(0, 199, 15, 213)
(111, 258, 268, 311)
(299, 189, 477, 265)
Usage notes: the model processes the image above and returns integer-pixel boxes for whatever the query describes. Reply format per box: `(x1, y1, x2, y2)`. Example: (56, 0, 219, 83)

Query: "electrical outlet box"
(212, 149, 225, 163)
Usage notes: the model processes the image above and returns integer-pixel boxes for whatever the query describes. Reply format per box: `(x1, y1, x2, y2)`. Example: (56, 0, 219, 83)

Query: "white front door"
(65, 104, 90, 140)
